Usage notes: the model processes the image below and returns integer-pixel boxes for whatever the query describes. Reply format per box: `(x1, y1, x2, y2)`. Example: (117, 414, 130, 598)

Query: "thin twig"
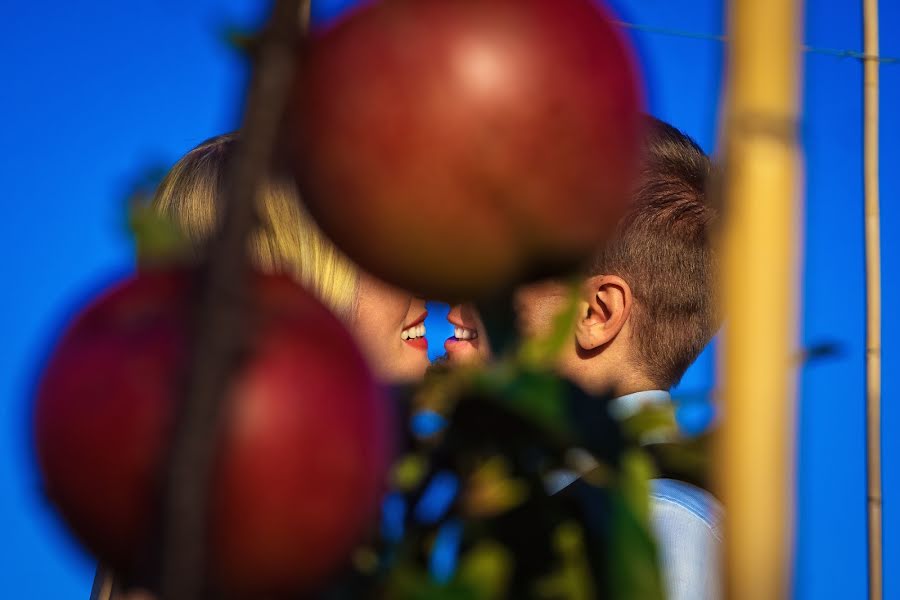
(159, 2, 308, 599)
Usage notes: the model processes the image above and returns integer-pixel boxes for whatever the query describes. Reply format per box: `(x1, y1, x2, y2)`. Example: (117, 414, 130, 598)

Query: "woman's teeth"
(401, 324, 426, 340)
(454, 326, 478, 340)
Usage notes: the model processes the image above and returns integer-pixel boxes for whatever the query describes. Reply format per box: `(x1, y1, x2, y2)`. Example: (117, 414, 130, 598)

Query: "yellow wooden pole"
(863, 0, 882, 598)
(717, 0, 803, 597)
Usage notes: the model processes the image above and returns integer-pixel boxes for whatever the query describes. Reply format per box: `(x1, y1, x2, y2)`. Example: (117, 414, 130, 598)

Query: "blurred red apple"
(288, 0, 644, 301)
(34, 270, 392, 595)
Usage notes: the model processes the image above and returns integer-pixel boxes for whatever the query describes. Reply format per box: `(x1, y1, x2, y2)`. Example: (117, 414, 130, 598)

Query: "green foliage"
(324, 355, 679, 599)
(222, 27, 260, 59)
(609, 488, 665, 600)
(457, 541, 513, 600)
(518, 279, 581, 368)
(328, 267, 709, 599)
(125, 165, 194, 268)
(129, 203, 193, 267)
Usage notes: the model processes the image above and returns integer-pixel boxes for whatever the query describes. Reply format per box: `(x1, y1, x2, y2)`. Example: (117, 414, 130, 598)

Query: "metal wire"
(613, 19, 900, 64)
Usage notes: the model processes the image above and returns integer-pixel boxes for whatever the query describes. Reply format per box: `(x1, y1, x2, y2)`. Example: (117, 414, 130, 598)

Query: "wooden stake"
(717, 0, 803, 597)
(863, 0, 883, 598)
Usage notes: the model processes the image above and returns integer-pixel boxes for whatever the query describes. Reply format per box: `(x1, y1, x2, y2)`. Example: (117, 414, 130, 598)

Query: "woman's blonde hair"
(151, 133, 358, 320)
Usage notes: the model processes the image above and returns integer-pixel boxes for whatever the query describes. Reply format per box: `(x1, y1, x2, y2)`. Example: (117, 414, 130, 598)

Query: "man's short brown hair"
(592, 117, 718, 388)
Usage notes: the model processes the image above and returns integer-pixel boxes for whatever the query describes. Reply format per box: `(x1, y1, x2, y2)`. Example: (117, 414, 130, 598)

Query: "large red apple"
(288, 0, 644, 301)
(34, 270, 392, 595)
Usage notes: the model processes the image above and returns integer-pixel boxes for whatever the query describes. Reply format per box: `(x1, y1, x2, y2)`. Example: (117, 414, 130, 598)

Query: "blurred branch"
(159, 1, 308, 599)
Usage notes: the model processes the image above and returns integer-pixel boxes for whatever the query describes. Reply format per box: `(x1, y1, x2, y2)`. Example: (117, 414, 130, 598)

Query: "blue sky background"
(0, 0, 896, 597)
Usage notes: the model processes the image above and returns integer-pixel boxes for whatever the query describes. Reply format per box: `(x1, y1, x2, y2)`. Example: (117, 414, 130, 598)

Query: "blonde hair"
(151, 133, 358, 321)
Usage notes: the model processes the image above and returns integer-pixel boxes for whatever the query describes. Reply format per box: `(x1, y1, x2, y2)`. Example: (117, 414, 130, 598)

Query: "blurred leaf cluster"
(319, 356, 700, 599)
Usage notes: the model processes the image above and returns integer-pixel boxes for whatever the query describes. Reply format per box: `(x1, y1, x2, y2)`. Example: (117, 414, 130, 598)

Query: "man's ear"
(574, 275, 633, 351)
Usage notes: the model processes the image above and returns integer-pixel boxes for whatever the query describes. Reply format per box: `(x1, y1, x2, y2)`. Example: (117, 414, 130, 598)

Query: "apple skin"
(33, 270, 393, 596)
(288, 0, 644, 301)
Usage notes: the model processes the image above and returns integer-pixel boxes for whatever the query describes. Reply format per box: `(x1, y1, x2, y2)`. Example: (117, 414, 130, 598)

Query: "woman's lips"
(405, 336, 429, 351)
(404, 311, 428, 329)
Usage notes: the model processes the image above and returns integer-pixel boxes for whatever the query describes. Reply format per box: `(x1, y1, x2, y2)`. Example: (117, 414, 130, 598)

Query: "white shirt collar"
(609, 389, 672, 420)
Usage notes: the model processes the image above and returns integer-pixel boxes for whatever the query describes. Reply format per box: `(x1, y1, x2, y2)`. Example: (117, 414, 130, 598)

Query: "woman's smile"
(355, 275, 430, 382)
(401, 311, 428, 351)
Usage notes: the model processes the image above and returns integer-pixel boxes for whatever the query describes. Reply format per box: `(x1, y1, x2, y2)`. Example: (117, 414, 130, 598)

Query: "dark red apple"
(34, 270, 392, 595)
(288, 0, 644, 301)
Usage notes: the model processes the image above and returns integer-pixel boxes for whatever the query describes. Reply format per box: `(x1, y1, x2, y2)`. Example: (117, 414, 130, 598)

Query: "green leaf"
(221, 25, 260, 58)
(492, 369, 572, 437)
(532, 522, 596, 600)
(619, 403, 679, 446)
(473, 287, 521, 359)
(457, 541, 513, 600)
(384, 565, 480, 600)
(463, 457, 529, 518)
(609, 450, 665, 600)
(129, 202, 194, 267)
(619, 450, 655, 524)
(517, 278, 581, 368)
(392, 453, 430, 492)
(644, 433, 712, 490)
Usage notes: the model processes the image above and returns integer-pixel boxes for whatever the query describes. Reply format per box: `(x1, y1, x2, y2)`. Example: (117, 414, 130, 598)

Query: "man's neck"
(558, 343, 662, 398)
(568, 366, 660, 399)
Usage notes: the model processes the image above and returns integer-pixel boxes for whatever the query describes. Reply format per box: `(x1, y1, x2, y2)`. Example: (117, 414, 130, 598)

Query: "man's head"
(515, 117, 719, 395)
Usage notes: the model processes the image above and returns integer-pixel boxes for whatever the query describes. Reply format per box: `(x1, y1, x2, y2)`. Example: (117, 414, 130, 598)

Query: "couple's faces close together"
(443, 279, 570, 366)
(352, 273, 573, 382)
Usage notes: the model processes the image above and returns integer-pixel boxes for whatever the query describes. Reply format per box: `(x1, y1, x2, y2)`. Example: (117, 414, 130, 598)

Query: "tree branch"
(160, 2, 308, 599)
